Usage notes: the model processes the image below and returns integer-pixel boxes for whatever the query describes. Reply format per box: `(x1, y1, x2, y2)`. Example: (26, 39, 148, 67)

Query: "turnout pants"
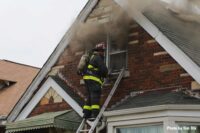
(83, 80, 102, 119)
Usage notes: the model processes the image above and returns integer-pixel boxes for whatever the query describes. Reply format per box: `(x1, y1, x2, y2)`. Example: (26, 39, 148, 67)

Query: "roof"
(0, 60, 39, 116)
(110, 90, 200, 111)
(6, 110, 81, 133)
(144, 2, 200, 67)
(51, 76, 84, 106)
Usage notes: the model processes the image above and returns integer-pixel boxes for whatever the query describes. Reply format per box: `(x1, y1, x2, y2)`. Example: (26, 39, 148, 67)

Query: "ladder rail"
(76, 68, 125, 133)
(88, 68, 125, 133)
(76, 119, 86, 133)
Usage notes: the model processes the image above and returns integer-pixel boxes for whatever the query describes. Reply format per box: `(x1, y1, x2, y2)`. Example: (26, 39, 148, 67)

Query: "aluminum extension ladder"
(76, 68, 125, 133)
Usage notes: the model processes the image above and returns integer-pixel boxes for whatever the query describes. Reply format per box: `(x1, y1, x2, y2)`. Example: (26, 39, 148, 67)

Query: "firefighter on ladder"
(82, 42, 108, 120)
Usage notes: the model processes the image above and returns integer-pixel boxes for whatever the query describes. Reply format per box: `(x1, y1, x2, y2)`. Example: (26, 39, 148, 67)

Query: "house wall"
(29, 0, 194, 117)
(29, 87, 72, 117)
(29, 101, 71, 117)
(54, 0, 194, 108)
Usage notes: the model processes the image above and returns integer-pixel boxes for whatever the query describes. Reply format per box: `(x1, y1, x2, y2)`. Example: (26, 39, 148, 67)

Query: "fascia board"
(16, 77, 83, 121)
(8, 0, 98, 122)
(115, 0, 200, 84)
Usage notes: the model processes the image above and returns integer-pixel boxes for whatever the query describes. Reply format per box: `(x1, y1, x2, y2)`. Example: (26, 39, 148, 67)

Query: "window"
(178, 124, 200, 133)
(116, 124, 163, 133)
(106, 35, 128, 73)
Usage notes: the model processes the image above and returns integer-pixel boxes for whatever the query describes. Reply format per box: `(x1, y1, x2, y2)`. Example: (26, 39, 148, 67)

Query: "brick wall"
(29, 101, 71, 117)
(54, 0, 194, 108)
(106, 22, 193, 106)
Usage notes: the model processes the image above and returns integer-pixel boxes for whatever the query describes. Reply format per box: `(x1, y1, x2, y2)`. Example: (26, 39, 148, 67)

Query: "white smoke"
(160, 0, 200, 23)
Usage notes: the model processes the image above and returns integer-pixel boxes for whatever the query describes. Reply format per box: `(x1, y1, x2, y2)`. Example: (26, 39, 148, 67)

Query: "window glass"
(107, 36, 127, 72)
(116, 125, 163, 133)
(110, 52, 126, 72)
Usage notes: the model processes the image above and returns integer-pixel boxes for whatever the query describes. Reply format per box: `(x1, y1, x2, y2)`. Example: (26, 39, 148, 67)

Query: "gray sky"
(0, 0, 87, 68)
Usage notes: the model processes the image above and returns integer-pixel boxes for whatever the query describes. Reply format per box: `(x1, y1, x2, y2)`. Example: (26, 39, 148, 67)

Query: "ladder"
(76, 68, 125, 133)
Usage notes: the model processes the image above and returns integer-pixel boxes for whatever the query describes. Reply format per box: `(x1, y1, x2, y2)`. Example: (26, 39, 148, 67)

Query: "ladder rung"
(80, 129, 89, 132)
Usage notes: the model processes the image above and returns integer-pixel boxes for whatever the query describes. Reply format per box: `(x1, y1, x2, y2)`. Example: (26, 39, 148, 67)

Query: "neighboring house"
(6, 0, 200, 133)
(0, 60, 39, 133)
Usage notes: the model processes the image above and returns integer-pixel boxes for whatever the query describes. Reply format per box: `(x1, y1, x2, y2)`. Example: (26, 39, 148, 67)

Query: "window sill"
(110, 70, 130, 78)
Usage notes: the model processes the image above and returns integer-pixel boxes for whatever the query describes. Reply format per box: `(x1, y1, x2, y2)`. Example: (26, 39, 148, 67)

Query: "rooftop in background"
(0, 60, 39, 116)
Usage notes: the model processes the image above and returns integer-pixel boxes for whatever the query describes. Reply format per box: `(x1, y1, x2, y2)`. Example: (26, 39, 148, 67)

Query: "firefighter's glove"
(77, 70, 82, 76)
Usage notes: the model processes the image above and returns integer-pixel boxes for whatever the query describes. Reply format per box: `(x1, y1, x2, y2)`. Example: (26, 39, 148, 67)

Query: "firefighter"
(82, 42, 108, 120)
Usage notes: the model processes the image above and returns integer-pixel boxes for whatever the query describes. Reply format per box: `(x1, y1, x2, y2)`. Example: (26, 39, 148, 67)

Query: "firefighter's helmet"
(94, 42, 106, 51)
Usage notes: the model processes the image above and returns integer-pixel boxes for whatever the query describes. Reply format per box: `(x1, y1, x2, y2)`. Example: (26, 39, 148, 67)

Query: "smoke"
(68, 0, 200, 54)
(68, 9, 131, 53)
(69, 23, 106, 53)
(161, 0, 200, 23)
(125, 0, 157, 11)
(123, 0, 200, 23)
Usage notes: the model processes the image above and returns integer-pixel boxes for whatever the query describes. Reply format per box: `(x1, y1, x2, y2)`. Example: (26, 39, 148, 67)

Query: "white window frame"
(106, 34, 128, 74)
(105, 105, 200, 133)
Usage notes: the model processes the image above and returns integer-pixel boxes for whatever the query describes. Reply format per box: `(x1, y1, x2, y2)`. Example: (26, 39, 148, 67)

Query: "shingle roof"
(51, 76, 84, 106)
(110, 90, 200, 111)
(144, 2, 200, 66)
(6, 110, 81, 132)
(0, 60, 39, 116)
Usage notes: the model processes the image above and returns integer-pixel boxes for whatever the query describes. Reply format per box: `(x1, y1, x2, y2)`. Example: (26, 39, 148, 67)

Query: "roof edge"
(115, 0, 200, 84)
(7, 0, 98, 122)
(104, 104, 200, 117)
(16, 77, 83, 121)
(1, 60, 40, 69)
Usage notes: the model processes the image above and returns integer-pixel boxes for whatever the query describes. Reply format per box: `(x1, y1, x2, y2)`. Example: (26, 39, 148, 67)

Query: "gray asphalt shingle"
(144, 2, 200, 66)
(110, 90, 200, 111)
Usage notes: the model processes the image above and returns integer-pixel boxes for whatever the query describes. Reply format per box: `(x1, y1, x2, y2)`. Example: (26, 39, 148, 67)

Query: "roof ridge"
(1, 59, 40, 69)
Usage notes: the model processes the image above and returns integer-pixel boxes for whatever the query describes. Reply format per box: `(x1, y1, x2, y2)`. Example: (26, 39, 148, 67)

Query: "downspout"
(96, 121, 106, 133)
(96, 117, 107, 133)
